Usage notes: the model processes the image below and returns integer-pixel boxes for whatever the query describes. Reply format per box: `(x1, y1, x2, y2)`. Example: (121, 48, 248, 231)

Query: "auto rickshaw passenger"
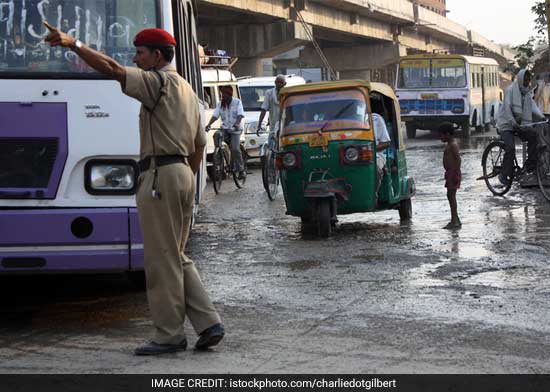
(371, 112, 391, 198)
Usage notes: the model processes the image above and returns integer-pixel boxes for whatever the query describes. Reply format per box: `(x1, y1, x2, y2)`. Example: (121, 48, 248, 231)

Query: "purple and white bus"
(0, 0, 206, 274)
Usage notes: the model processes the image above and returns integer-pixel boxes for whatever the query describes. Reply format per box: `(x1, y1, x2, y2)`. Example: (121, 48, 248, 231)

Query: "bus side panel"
(129, 208, 144, 271)
(0, 208, 130, 273)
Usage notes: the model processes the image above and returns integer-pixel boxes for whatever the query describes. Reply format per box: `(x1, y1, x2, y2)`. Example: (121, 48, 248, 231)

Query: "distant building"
(410, 0, 447, 17)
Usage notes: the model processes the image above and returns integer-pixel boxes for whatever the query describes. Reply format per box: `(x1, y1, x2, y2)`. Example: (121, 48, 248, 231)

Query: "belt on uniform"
(138, 155, 188, 172)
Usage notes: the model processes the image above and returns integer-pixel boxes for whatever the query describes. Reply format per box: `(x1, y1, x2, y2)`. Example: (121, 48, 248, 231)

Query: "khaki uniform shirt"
(123, 65, 207, 159)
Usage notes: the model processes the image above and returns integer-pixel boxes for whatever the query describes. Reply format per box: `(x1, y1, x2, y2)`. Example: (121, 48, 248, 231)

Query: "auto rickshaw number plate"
(309, 134, 328, 148)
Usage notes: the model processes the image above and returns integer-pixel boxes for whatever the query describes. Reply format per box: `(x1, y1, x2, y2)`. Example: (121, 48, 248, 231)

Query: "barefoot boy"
(439, 122, 462, 229)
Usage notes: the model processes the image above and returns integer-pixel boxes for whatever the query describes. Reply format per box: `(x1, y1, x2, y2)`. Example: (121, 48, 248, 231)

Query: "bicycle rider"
(205, 85, 246, 179)
(257, 74, 286, 139)
(496, 69, 544, 186)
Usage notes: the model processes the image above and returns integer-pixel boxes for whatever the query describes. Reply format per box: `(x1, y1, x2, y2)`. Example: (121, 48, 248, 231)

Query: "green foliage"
(513, 37, 535, 70)
(532, 1, 547, 39)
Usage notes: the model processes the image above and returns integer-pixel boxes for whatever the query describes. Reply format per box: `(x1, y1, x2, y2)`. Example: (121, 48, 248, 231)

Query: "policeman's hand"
(512, 122, 522, 131)
(44, 21, 76, 48)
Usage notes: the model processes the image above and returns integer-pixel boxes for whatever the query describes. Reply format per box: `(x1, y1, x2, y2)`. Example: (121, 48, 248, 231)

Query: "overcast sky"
(447, 0, 539, 46)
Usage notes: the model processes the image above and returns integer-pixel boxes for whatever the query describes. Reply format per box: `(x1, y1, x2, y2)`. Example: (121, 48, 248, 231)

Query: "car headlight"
(85, 160, 138, 195)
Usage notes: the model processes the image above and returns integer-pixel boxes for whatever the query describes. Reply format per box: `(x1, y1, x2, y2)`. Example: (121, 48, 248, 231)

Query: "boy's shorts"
(445, 169, 462, 190)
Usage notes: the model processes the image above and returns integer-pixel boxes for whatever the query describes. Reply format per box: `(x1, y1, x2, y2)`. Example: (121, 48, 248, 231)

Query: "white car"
(238, 75, 306, 158)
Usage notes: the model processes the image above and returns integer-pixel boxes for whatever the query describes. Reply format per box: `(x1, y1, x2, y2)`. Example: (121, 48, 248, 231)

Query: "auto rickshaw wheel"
(317, 199, 332, 238)
(398, 198, 412, 221)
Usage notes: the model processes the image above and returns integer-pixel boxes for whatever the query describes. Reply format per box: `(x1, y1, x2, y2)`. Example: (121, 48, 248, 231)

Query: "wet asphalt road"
(1, 127, 550, 373)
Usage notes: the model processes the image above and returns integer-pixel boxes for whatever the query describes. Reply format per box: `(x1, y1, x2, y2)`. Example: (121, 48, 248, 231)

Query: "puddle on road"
(408, 261, 449, 288)
(461, 267, 550, 291)
(288, 259, 321, 271)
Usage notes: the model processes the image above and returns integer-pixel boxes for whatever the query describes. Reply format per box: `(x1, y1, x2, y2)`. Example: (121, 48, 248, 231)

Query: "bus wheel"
(406, 123, 417, 139)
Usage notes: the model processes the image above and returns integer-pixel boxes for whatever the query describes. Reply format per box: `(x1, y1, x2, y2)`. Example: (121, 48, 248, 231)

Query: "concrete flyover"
(197, 0, 515, 79)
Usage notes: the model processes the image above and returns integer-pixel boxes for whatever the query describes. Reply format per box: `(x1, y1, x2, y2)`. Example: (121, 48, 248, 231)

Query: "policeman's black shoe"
(134, 338, 187, 356)
(237, 171, 246, 180)
(195, 323, 225, 351)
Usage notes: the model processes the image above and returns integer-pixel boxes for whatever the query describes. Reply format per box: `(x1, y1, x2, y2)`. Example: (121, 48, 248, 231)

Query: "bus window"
(0, 1, 159, 77)
(398, 59, 430, 89)
(432, 59, 466, 88)
(398, 58, 466, 89)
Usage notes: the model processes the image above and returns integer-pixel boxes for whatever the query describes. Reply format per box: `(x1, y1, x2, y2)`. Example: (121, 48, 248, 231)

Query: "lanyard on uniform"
(144, 69, 166, 200)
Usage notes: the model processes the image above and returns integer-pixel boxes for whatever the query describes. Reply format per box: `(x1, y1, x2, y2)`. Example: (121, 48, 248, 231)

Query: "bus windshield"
(398, 58, 467, 89)
(0, 0, 159, 77)
(240, 86, 272, 111)
(281, 89, 368, 135)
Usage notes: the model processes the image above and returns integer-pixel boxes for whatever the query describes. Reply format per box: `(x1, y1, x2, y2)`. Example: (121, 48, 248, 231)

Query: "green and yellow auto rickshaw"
(277, 80, 415, 237)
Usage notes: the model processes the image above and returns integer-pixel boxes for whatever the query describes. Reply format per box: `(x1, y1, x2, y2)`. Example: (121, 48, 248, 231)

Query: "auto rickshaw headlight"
(344, 146, 360, 162)
(282, 152, 297, 168)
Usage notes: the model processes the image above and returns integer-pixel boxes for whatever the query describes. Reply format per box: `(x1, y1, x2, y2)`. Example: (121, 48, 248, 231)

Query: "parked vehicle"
(396, 54, 501, 138)
(278, 80, 415, 237)
(238, 75, 305, 158)
(0, 0, 205, 275)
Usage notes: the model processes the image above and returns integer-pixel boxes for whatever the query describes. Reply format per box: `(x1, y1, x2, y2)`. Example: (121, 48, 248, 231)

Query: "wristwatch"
(72, 39, 83, 51)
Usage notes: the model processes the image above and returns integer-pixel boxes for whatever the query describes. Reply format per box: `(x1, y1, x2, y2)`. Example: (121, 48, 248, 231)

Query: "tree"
(513, 37, 535, 70)
(532, 1, 547, 41)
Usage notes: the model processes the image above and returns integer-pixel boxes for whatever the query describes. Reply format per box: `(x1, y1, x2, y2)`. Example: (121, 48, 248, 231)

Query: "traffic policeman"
(44, 23, 224, 356)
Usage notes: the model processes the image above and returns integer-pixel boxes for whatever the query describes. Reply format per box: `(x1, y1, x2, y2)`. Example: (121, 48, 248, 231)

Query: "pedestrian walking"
(439, 122, 462, 229)
(44, 23, 224, 355)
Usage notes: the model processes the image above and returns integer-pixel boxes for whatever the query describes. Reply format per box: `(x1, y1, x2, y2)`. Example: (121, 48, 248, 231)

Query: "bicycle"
(258, 126, 280, 201)
(480, 120, 550, 199)
(208, 128, 248, 194)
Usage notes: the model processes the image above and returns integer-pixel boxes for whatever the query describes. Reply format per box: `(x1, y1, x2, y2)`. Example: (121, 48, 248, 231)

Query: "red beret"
(134, 28, 176, 47)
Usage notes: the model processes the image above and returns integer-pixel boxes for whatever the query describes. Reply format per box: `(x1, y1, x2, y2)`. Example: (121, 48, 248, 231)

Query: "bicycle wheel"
(212, 147, 224, 194)
(537, 146, 550, 201)
(482, 140, 512, 196)
(233, 145, 247, 188)
(265, 150, 279, 201)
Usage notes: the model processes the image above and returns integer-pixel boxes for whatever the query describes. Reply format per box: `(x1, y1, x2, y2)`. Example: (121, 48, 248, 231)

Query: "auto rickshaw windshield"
(281, 89, 369, 136)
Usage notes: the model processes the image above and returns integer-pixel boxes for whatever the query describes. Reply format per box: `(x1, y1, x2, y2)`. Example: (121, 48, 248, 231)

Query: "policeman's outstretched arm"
(44, 21, 126, 87)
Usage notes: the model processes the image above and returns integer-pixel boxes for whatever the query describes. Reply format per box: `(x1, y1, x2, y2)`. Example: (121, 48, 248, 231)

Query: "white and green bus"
(396, 54, 501, 138)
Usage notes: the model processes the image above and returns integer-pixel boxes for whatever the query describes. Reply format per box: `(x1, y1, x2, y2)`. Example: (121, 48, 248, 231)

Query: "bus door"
(481, 66, 486, 125)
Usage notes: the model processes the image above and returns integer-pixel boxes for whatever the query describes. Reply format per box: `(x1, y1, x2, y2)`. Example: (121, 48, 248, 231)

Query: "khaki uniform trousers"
(136, 162, 220, 344)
